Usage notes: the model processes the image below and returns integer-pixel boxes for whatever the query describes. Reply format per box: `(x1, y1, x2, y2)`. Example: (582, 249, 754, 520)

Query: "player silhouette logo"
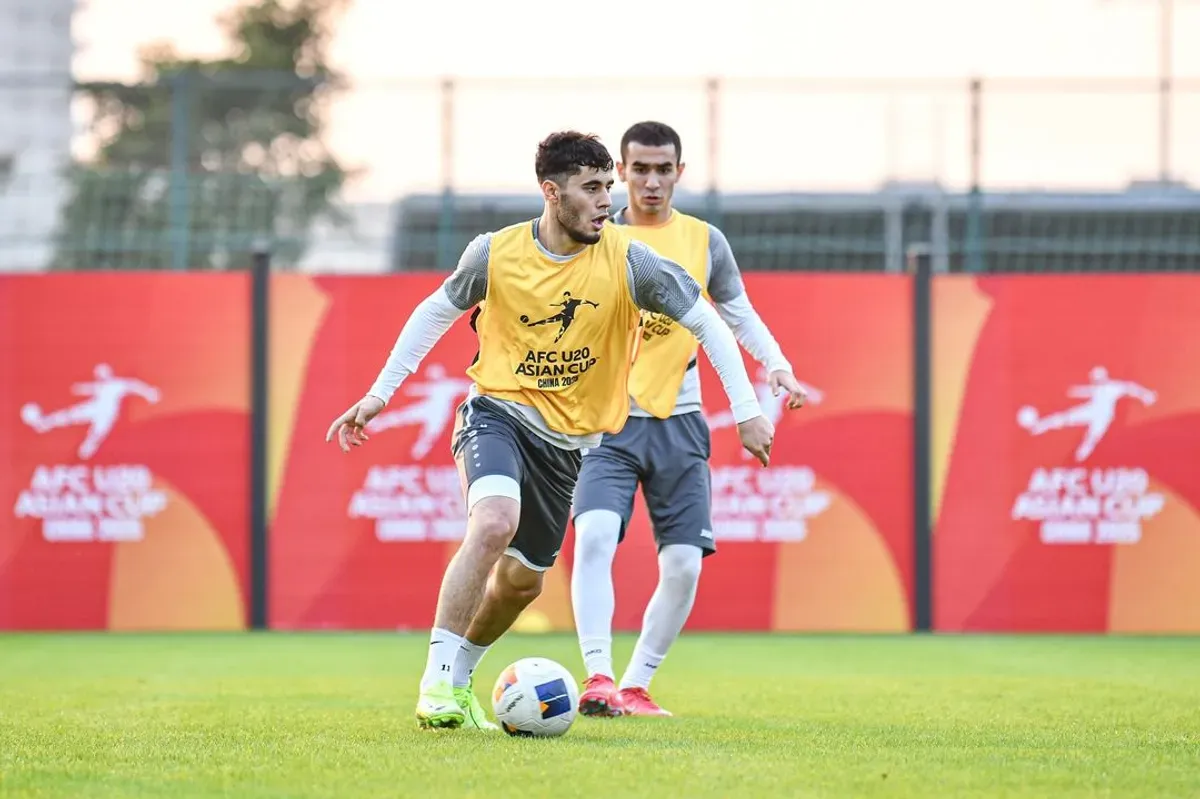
(1017, 366, 1157, 462)
(20, 364, 161, 460)
(519, 292, 599, 343)
(364, 364, 474, 460)
(707, 368, 823, 460)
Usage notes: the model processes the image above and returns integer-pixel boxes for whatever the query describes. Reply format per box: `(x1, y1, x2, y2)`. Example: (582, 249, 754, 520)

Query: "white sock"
(571, 509, 621, 679)
(453, 640, 490, 689)
(620, 544, 702, 691)
(420, 627, 465, 691)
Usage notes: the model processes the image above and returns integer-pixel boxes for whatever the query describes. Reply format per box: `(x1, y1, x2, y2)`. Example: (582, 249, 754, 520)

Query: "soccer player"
(325, 131, 774, 731)
(570, 121, 807, 718)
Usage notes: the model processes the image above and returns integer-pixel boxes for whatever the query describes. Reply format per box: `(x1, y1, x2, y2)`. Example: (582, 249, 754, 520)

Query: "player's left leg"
(618, 411, 715, 716)
(451, 553, 544, 731)
(462, 554, 545, 646)
(569, 421, 644, 717)
(79, 415, 118, 460)
(453, 430, 583, 729)
(1077, 415, 1112, 461)
(416, 398, 525, 731)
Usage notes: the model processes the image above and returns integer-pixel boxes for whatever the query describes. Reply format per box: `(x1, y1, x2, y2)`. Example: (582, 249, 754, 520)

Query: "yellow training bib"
(620, 211, 710, 418)
(468, 220, 642, 436)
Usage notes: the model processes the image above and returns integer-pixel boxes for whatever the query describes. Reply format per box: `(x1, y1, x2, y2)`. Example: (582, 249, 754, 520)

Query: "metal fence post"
(965, 77, 985, 274)
(169, 69, 194, 271)
(912, 244, 933, 632)
(250, 242, 271, 630)
(436, 77, 456, 270)
(1158, 0, 1174, 182)
(705, 77, 723, 229)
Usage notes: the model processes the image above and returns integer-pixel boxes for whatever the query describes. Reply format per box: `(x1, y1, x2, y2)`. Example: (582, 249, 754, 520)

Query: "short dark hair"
(620, 121, 682, 163)
(535, 131, 614, 184)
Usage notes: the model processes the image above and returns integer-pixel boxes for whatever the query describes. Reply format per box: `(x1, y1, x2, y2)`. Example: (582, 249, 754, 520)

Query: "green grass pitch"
(1, 632, 1197, 798)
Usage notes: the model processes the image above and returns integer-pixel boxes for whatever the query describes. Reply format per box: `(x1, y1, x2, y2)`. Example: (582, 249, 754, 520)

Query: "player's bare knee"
(468, 496, 519, 552)
(495, 556, 544, 606)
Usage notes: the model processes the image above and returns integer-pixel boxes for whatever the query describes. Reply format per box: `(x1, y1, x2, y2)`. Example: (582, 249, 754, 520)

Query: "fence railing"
(1, 72, 1199, 271)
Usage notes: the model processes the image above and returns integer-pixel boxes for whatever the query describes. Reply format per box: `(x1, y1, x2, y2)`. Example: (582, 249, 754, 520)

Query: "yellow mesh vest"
(622, 211, 710, 418)
(468, 220, 642, 436)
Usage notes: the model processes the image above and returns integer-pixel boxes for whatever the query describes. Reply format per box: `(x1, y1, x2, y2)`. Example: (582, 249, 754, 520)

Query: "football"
(492, 657, 579, 737)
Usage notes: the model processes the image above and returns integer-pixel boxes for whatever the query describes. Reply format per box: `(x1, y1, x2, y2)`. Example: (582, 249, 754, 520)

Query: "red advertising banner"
(0, 274, 251, 631)
(605, 273, 915, 632)
(933, 275, 1200, 633)
(268, 274, 480, 630)
(269, 273, 913, 632)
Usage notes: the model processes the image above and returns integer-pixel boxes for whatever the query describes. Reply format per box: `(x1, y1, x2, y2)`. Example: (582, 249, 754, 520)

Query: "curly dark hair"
(620, 121, 682, 163)
(535, 131, 614, 184)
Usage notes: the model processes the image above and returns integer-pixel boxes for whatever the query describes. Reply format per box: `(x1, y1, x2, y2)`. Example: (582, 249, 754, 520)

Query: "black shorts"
(451, 396, 583, 571)
(572, 411, 715, 556)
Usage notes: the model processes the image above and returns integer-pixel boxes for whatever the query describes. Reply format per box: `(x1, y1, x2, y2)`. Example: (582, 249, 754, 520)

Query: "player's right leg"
(415, 397, 524, 730)
(570, 420, 645, 717)
(31, 402, 89, 431)
(455, 411, 583, 730)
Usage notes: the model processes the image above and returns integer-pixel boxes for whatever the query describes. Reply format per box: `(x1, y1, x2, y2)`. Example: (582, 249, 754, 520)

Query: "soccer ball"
(492, 657, 579, 737)
(19, 403, 42, 427)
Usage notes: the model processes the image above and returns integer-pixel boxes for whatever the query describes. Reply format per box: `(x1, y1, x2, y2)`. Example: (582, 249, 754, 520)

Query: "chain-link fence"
(1, 72, 1199, 272)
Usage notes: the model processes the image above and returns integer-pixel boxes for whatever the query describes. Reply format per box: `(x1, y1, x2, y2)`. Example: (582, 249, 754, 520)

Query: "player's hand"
(768, 370, 808, 410)
(737, 414, 775, 467)
(325, 395, 385, 453)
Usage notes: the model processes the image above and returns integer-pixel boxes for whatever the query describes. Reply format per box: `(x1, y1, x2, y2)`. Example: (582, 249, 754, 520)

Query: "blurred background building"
(0, 0, 76, 272)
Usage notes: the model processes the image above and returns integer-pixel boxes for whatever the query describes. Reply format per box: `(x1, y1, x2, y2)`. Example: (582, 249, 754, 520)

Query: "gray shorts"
(451, 396, 582, 571)
(572, 411, 715, 556)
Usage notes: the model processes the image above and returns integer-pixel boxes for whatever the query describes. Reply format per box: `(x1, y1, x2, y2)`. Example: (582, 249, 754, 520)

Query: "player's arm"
(1122, 382, 1157, 405)
(706, 225, 807, 409)
(325, 234, 490, 452)
(133, 382, 161, 403)
(626, 240, 774, 465)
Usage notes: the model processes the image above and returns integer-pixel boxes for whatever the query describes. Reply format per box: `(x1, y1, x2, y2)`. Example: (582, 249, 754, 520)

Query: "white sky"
(73, 0, 1200, 201)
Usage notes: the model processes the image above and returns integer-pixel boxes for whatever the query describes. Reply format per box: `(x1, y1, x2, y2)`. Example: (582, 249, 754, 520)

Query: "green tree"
(54, 0, 351, 270)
